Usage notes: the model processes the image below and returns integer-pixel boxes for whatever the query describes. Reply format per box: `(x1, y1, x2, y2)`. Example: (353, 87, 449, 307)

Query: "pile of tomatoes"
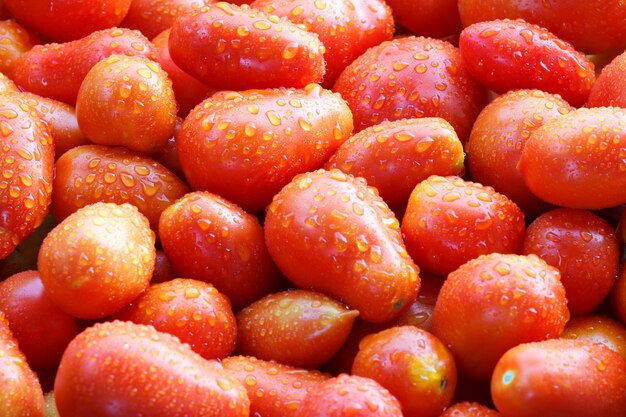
(1, 0, 626, 416)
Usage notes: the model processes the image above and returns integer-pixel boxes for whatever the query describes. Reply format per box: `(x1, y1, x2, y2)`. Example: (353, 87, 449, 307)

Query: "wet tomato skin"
(561, 315, 626, 360)
(587, 50, 626, 108)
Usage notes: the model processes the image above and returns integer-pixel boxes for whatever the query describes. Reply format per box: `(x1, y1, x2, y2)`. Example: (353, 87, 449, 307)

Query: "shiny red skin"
(169, 2, 326, 90)
(385, 0, 462, 38)
(587, 50, 626, 108)
(440, 402, 501, 416)
(459, 19, 595, 107)
(0, 19, 39, 79)
(562, 315, 626, 360)
(333, 36, 487, 141)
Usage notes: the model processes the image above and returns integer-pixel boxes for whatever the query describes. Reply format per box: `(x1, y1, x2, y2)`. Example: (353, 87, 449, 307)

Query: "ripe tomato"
(439, 401, 500, 416)
(0, 19, 39, 79)
(385, 0, 462, 38)
(561, 315, 626, 360)
(459, 19, 595, 106)
(491, 339, 626, 417)
(54, 320, 250, 417)
(122, 0, 212, 40)
(587, 50, 626, 108)
(264, 169, 420, 323)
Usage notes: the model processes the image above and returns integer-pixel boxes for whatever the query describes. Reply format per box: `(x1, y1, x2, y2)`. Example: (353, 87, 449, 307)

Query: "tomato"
(294, 374, 403, 417)
(518, 107, 626, 209)
(491, 339, 626, 417)
(457, 0, 626, 54)
(52, 145, 190, 233)
(352, 326, 457, 417)
(0, 270, 80, 369)
(38, 202, 156, 319)
(169, 2, 326, 90)
(0, 71, 18, 93)
(587, 50, 626, 108)
(222, 355, 329, 417)
(150, 116, 185, 179)
(401, 176, 526, 276)
(0, 311, 44, 417)
(522, 208, 620, 316)
(440, 401, 500, 416)
(13, 27, 156, 105)
(236, 290, 358, 368)
(115, 278, 237, 360)
(561, 315, 626, 360)
(384, 0, 462, 38)
(122, 0, 212, 40)
(76, 55, 177, 154)
(0, 19, 39, 79)
(159, 191, 285, 309)
(54, 320, 250, 417)
(152, 29, 215, 117)
(251, 0, 394, 86)
(264, 169, 420, 323)
(0, 93, 54, 260)
(459, 19, 595, 107)
(325, 117, 465, 210)
(150, 249, 177, 284)
(431, 253, 569, 381)
(333, 35, 488, 141)
(177, 85, 353, 212)
(466, 89, 572, 218)
(612, 265, 626, 325)
(3, 0, 132, 42)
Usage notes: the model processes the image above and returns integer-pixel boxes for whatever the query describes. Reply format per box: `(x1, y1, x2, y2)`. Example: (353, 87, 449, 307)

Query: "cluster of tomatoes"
(1, 0, 626, 416)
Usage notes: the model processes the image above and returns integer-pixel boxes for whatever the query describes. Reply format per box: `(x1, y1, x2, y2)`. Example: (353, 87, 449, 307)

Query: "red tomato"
(159, 191, 285, 309)
(0, 19, 39, 79)
(0, 71, 18, 93)
(13, 27, 156, 104)
(264, 169, 420, 323)
(333, 35, 488, 141)
(431, 253, 569, 381)
(3, 0, 132, 42)
(54, 320, 250, 417)
(38, 202, 156, 319)
(251, 0, 394, 86)
(169, 2, 326, 90)
(587, 50, 626, 108)
(466, 89, 572, 217)
(384, 0, 462, 38)
(401, 176, 526, 276)
(440, 401, 501, 416)
(222, 355, 329, 417)
(491, 339, 626, 417)
(561, 315, 626, 360)
(522, 208, 620, 315)
(150, 249, 177, 284)
(294, 374, 403, 417)
(177, 85, 353, 212)
(236, 290, 358, 368)
(612, 266, 626, 325)
(459, 19, 595, 106)
(352, 326, 457, 417)
(0, 270, 80, 369)
(457, 0, 626, 54)
(518, 107, 626, 209)
(115, 278, 237, 360)
(0, 312, 44, 417)
(325, 117, 465, 210)
(0, 94, 54, 260)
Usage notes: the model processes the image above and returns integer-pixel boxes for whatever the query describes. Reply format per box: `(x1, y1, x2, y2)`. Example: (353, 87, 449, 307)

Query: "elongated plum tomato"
(54, 320, 250, 417)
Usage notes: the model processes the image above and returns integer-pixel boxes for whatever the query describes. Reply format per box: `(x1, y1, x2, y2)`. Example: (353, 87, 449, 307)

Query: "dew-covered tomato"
(0, 312, 44, 417)
(169, 2, 325, 90)
(0, 19, 39, 79)
(401, 176, 526, 276)
(352, 326, 457, 417)
(457, 0, 626, 54)
(251, 0, 394, 86)
(222, 356, 329, 417)
(159, 191, 284, 310)
(587, 50, 626, 108)
(0, 72, 18, 94)
(522, 208, 620, 316)
(459, 19, 595, 107)
(518, 107, 626, 209)
(333, 35, 487, 141)
(76, 55, 177, 154)
(2, 0, 132, 42)
(0, 94, 54, 260)
(54, 321, 250, 417)
(264, 169, 420, 323)
(440, 401, 501, 416)
(431, 253, 569, 381)
(0, 270, 80, 369)
(491, 339, 626, 417)
(325, 117, 465, 210)
(38, 202, 156, 319)
(52, 145, 190, 233)
(13, 27, 155, 104)
(236, 290, 358, 369)
(115, 278, 236, 360)
(177, 85, 353, 212)
(466, 89, 572, 217)
(295, 374, 403, 417)
(385, 0, 462, 38)
(561, 315, 626, 360)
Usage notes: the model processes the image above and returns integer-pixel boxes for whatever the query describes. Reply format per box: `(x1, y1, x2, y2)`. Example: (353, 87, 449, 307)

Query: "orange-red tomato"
(587, 50, 626, 108)
(561, 315, 626, 360)
(440, 401, 501, 417)
(385, 0, 462, 38)
(0, 19, 39, 78)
